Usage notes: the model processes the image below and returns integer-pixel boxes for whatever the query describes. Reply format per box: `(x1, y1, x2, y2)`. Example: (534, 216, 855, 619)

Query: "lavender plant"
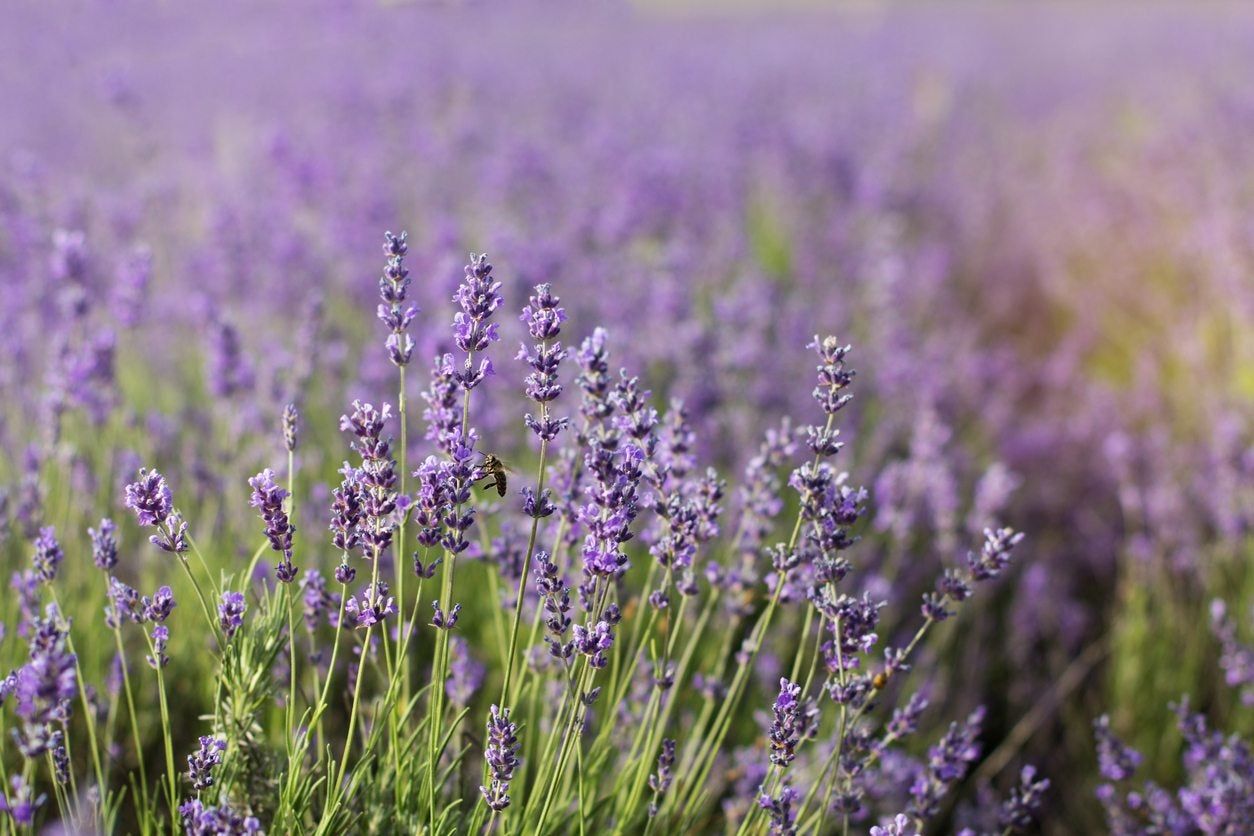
(1, 3, 1252, 833)
(0, 234, 1054, 834)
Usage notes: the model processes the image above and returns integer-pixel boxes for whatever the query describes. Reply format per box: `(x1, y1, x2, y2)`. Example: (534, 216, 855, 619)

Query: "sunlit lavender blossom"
(329, 464, 364, 555)
(106, 577, 145, 627)
(648, 738, 676, 816)
(124, 468, 188, 553)
(870, 814, 918, 836)
(451, 252, 502, 390)
(339, 401, 398, 556)
(572, 620, 614, 669)
(377, 230, 417, 367)
(579, 443, 645, 578)
(998, 766, 1050, 832)
(907, 707, 985, 819)
(518, 283, 570, 441)
(535, 551, 574, 661)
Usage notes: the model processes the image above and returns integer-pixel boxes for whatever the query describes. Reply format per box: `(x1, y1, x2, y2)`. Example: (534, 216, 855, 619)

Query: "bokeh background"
(1, 1, 1251, 831)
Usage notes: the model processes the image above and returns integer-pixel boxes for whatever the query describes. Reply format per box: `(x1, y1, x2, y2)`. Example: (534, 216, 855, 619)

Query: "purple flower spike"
(124, 468, 173, 527)
(143, 585, 177, 623)
(282, 403, 299, 453)
(125, 468, 188, 553)
(31, 526, 63, 583)
(518, 282, 571, 440)
(187, 736, 227, 790)
(479, 704, 520, 811)
(89, 518, 118, 571)
(377, 230, 417, 367)
(249, 468, 296, 563)
(451, 252, 502, 390)
(339, 401, 398, 556)
(218, 592, 246, 640)
(14, 607, 77, 757)
(758, 783, 799, 835)
(768, 678, 803, 767)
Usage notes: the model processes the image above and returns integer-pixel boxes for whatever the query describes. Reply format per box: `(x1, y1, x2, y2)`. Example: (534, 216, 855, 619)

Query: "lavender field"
(0, 2, 1251, 833)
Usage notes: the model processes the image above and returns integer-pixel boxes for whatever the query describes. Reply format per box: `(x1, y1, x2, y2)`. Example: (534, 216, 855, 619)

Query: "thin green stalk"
(111, 615, 151, 827)
(500, 423, 549, 708)
(144, 633, 179, 824)
(321, 547, 382, 831)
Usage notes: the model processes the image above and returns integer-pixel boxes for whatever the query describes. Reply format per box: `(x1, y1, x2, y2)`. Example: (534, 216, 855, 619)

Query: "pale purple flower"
(218, 592, 246, 640)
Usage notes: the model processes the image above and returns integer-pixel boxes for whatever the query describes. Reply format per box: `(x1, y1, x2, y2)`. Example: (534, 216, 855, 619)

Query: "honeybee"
(475, 454, 512, 497)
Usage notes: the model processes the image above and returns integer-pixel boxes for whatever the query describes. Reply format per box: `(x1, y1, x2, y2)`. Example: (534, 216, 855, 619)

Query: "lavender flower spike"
(31, 526, 63, 583)
(378, 230, 416, 367)
(480, 704, 520, 811)
(89, 518, 118, 571)
(518, 282, 571, 440)
(187, 736, 227, 790)
(218, 592, 246, 640)
(124, 468, 188, 553)
(451, 252, 502, 391)
(249, 468, 297, 582)
(768, 678, 803, 767)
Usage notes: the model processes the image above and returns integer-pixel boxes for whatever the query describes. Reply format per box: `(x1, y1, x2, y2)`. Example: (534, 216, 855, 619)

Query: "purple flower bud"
(282, 403, 299, 452)
(143, 585, 176, 623)
(89, 518, 118, 571)
(147, 624, 169, 669)
(124, 468, 173, 527)
(430, 600, 462, 631)
(757, 783, 799, 835)
(218, 592, 246, 640)
(187, 736, 226, 790)
(346, 582, 395, 629)
(31, 526, 63, 583)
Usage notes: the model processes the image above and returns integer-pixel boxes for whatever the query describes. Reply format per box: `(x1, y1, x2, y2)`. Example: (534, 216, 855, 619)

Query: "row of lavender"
(0, 1, 1251, 832)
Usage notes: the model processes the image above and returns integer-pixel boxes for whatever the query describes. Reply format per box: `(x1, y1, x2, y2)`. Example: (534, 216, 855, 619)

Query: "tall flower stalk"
(500, 283, 569, 709)
(426, 252, 501, 827)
